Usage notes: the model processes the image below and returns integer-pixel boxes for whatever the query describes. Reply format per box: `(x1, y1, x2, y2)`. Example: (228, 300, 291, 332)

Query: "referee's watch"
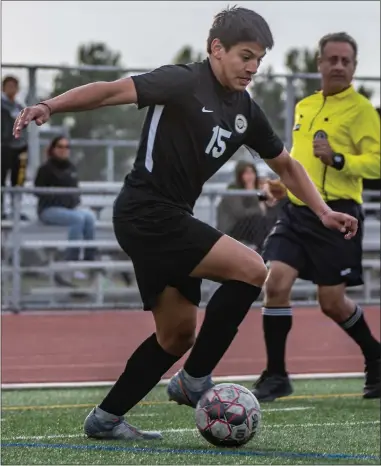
(332, 153, 345, 171)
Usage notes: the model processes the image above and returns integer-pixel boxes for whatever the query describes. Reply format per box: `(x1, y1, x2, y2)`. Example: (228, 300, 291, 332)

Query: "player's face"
(318, 42, 356, 95)
(211, 40, 266, 91)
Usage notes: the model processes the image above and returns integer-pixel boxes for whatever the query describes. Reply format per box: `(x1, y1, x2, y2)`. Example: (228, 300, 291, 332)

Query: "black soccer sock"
(339, 305, 380, 362)
(262, 307, 293, 376)
(99, 333, 179, 416)
(184, 281, 262, 378)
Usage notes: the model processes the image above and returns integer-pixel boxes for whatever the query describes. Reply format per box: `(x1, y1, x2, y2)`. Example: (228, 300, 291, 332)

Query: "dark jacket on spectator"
(34, 157, 81, 215)
(217, 182, 264, 234)
(1, 93, 27, 149)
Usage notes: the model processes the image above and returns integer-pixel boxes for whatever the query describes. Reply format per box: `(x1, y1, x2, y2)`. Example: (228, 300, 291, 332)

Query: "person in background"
(217, 160, 276, 250)
(34, 136, 97, 286)
(253, 32, 380, 401)
(1, 76, 29, 220)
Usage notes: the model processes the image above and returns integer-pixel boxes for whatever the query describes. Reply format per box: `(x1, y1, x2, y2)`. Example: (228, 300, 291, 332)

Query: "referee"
(253, 32, 381, 401)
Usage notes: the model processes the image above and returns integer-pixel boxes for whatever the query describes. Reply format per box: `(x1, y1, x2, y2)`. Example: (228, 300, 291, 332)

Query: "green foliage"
(50, 42, 145, 181)
(173, 45, 204, 65)
(250, 65, 286, 140)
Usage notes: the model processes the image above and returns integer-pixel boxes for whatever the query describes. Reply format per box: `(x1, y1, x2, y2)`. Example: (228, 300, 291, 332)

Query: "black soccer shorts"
(262, 199, 364, 287)
(113, 191, 223, 310)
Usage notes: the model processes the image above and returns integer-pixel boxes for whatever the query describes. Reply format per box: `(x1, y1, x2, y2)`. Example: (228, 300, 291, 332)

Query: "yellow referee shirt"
(288, 85, 380, 205)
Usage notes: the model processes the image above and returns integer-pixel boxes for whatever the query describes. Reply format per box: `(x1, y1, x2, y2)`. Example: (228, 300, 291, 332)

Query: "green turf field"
(1, 379, 380, 465)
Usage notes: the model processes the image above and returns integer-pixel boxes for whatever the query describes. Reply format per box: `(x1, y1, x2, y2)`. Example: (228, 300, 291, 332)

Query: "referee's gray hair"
(207, 5, 274, 54)
(319, 32, 358, 59)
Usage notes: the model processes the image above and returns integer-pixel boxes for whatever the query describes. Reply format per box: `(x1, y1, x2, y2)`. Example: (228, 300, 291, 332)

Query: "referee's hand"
(320, 210, 358, 240)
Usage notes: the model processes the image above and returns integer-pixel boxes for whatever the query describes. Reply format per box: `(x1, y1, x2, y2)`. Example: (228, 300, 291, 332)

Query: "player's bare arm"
(266, 149, 358, 239)
(13, 78, 137, 138)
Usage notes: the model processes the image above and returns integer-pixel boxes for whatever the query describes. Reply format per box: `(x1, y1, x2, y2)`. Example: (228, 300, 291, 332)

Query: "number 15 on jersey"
(205, 125, 232, 158)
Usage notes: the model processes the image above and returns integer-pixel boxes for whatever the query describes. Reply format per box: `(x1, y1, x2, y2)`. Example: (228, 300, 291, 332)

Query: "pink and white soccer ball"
(195, 383, 261, 447)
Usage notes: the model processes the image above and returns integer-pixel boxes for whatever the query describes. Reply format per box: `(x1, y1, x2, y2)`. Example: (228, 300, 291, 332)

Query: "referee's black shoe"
(251, 371, 293, 402)
(363, 359, 381, 399)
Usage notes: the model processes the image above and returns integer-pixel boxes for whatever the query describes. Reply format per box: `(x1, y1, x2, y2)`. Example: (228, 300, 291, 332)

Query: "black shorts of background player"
(14, 6, 358, 441)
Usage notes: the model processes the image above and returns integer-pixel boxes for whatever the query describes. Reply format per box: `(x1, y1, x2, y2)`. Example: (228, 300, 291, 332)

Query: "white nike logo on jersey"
(202, 107, 213, 113)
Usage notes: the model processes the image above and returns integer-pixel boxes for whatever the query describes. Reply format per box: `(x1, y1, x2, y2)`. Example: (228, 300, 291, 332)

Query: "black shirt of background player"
(126, 59, 284, 213)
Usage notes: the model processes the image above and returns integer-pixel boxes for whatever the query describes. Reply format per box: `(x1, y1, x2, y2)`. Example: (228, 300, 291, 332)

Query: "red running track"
(2, 306, 380, 384)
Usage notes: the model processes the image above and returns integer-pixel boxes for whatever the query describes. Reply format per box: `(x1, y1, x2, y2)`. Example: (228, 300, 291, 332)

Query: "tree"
(285, 47, 320, 103)
(173, 45, 203, 65)
(357, 84, 374, 100)
(50, 42, 145, 181)
(250, 65, 286, 140)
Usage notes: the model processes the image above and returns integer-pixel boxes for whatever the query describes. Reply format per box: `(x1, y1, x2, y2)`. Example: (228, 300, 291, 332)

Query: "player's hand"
(320, 210, 358, 239)
(13, 104, 51, 139)
(313, 139, 334, 166)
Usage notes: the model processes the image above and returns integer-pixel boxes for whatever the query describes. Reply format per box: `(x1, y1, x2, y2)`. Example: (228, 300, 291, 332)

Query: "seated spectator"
(34, 136, 96, 286)
(217, 160, 276, 250)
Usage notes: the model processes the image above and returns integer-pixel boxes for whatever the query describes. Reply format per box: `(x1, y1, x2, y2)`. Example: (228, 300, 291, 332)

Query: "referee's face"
(318, 41, 357, 96)
(212, 40, 265, 91)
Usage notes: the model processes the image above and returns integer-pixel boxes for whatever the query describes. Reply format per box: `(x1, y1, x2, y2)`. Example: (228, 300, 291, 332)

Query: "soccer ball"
(195, 383, 261, 447)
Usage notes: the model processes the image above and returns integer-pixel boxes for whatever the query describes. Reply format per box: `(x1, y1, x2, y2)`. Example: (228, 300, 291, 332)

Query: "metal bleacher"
(1, 184, 380, 310)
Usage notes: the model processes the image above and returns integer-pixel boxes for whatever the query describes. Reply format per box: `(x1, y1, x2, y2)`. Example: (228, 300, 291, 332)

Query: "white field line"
(2, 421, 379, 442)
(1, 372, 363, 390)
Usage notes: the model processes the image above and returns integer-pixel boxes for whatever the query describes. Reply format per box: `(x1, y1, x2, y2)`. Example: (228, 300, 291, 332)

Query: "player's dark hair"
(2, 75, 19, 88)
(207, 6, 274, 54)
(319, 32, 358, 59)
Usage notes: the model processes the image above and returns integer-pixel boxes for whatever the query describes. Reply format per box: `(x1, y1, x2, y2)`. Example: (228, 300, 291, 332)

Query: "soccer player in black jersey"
(14, 6, 357, 441)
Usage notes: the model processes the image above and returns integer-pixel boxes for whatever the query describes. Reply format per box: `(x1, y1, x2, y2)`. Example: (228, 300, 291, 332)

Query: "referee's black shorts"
(262, 199, 364, 287)
(113, 187, 223, 310)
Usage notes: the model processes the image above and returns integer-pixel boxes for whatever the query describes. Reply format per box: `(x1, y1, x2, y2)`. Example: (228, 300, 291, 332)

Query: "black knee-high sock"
(339, 305, 380, 362)
(184, 281, 262, 378)
(262, 307, 293, 375)
(99, 333, 179, 416)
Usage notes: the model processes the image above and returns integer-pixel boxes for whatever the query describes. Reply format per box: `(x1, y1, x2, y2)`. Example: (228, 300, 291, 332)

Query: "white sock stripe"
(341, 306, 363, 330)
(262, 307, 293, 316)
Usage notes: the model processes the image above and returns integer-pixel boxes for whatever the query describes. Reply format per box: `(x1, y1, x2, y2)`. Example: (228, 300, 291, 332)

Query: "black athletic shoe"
(363, 359, 381, 399)
(251, 371, 294, 402)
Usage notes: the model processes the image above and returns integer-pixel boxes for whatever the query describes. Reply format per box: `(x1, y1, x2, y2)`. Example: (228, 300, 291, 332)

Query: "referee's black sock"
(99, 333, 179, 416)
(184, 281, 262, 378)
(262, 307, 293, 376)
(339, 305, 380, 362)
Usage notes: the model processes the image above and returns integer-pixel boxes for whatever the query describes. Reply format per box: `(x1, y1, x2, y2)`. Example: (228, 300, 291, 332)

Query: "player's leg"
(318, 284, 380, 399)
(84, 286, 198, 440)
(251, 224, 305, 401)
(310, 201, 380, 399)
(168, 234, 268, 406)
(250, 260, 298, 401)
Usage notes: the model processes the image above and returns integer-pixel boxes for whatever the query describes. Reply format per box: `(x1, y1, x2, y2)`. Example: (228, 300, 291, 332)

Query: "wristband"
(37, 102, 52, 115)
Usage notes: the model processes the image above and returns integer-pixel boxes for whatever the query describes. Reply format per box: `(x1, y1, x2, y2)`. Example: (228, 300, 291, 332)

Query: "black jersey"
(125, 59, 284, 213)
